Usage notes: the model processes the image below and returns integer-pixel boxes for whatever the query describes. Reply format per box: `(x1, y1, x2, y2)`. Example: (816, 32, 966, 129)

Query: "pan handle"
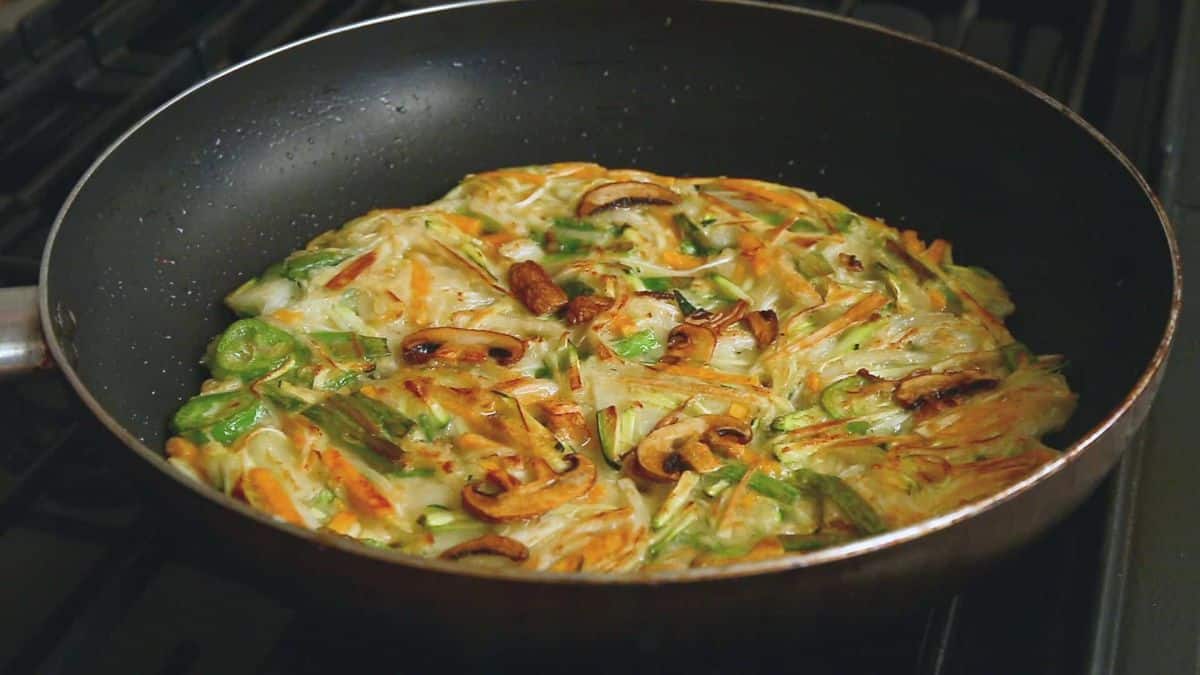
(0, 287, 51, 376)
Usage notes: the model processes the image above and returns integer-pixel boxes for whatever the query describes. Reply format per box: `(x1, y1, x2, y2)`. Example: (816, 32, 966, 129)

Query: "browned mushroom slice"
(401, 327, 526, 366)
(744, 309, 779, 349)
(577, 181, 682, 217)
(564, 295, 615, 326)
(461, 454, 597, 522)
(508, 260, 568, 315)
(700, 415, 753, 458)
(439, 534, 529, 562)
(893, 369, 999, 410)
(541, 401, 591, 449)
(635, 418, 705, 482)
(636, 416, 746, 482)
(678, 440, 722, 473)
(661, 324, 717, 364)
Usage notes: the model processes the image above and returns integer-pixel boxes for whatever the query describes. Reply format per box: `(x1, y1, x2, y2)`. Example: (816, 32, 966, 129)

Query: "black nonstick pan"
(2, 0, 1179, 642)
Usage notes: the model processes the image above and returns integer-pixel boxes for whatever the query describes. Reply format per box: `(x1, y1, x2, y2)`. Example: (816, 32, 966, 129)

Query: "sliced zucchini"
(819, 374, 894, 420)
(597, 405, 637, 468)
(710, 273, 752, 302)
(652, 471, 700, 530)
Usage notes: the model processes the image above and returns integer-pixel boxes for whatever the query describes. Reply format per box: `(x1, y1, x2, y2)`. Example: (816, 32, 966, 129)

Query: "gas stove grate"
(0, 1, 1181, 673)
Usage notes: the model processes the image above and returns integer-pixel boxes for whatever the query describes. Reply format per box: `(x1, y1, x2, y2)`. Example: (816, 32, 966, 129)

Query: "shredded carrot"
(243, 468, 304, 525)
(320, 450, 394, 520)
(738, 232, 764, 254)
(928, 287, 948, 311)
(653, 363, 764, 389)
(782, 293, 889, 354)
(166, 436, 198, 461)
(698, 191, 749, 218)
(926, 239, 949, 265)
(728, 403, 750, 420)
(713, 178, 815, 214)
(481, 232, 518, 247)
(441, 212, 483, 237)
(271, 309, 303, 325)
(661, 249, 704, 270)
(280, 415, 318, 455)
(409, 259, 430, 323)
(166, 436, 208, 480)
(326, 510, 358, 535)
(738, 233, 772, 277)
(900, 229, 925, 256)
(325, 249, 378, 290)
(359, 384, 386, 397)
(805, 372, 822, 393)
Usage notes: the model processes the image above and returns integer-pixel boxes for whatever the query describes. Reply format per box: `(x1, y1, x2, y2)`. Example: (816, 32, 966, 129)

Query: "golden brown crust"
(563, 295, 615, 326)
(508, 260, 568, 315)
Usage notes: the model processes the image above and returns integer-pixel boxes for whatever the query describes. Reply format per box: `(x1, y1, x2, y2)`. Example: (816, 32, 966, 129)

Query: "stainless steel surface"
(0, 286, 47, 376)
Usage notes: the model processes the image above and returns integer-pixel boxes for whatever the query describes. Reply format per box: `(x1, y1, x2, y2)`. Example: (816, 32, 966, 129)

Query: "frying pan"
(0, 0, 1179, 642)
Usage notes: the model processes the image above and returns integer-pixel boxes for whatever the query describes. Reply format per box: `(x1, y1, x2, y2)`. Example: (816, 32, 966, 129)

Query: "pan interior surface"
(45, 0, 1173, 540)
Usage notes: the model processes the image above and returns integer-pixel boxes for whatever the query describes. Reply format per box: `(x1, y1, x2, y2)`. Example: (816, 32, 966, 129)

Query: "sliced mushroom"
(678, 440, 722, 473)
(564, 295, 615, 326)
(743, 309, 779, 349)
(461, 454, 597, 522)
(541, 401, 590, 449)
(636, 415, 752, 482)
(439, 534, 529, 562)
(700, 415, 753, 458)
(401, 327, 526, 366)
(661, 324, 717, 364)
(893, 369, 999, 410)
(577, 181, 682, 217)
(508, 260, 568, 315)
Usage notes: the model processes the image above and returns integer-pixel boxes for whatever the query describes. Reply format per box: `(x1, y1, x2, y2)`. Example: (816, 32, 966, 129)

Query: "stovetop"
(0, 1, 1194, 673)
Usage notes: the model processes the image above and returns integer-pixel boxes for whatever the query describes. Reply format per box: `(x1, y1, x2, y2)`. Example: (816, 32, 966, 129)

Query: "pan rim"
(39, 0, 1183, 586)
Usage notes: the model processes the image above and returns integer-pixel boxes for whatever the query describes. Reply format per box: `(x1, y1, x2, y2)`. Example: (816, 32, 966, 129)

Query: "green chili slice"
(793, 469, 887, 535)
(308, 331, 390, 371)
(210, 318, 298, 381)
(283, 249, 353, 281)
(171, 390, 267, 446)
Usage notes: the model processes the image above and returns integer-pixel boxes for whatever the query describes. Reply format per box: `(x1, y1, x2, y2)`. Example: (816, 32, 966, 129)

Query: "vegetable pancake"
(166, 163, 1075, 572)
